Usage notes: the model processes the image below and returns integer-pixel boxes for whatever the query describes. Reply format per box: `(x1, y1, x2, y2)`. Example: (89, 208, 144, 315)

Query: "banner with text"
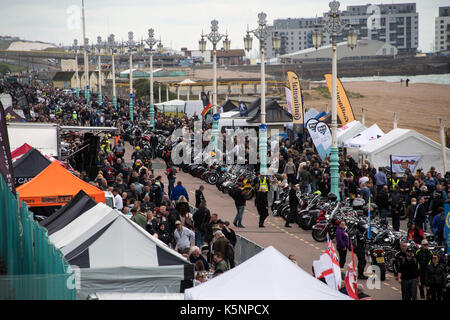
(287, 71, 304, 126)
(306, 118, 332, 160)
(285, 87, 293, 115)
(324, 74, 355, 126)
(391, 155, 421, 173)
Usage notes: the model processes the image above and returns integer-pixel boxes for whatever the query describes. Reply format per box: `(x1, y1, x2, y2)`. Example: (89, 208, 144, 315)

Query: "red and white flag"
(345, 242, 359, 300)
(313, 234, 342, 291)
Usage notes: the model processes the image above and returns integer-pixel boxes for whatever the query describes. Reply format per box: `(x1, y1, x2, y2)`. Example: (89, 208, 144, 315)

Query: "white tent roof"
(64, 214, 189, 268)
(337, 120, 367, 147)
(184, 246, 351, 300)
(360, 128, 450, 174)
(179, 78, 197, 84)
(49, 203, 118, 250)
(154, 99, 186, 106)
(343, 123, 384, 148)
(220, 111, 240, 118)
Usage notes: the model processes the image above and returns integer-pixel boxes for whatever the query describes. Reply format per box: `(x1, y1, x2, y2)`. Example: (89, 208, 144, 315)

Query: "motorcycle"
(311, 203, 340, 242)
(367, 245, 387, 281)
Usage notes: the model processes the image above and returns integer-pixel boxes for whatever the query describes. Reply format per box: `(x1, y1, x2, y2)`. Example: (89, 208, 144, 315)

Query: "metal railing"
(0, 175, 76, 300)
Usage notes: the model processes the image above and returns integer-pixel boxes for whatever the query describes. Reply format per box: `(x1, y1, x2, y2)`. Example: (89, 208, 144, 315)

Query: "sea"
(315, 73, 450, 85)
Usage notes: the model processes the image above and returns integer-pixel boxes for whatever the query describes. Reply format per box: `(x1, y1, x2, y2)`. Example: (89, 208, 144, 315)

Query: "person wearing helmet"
(131, 146, 143, 164)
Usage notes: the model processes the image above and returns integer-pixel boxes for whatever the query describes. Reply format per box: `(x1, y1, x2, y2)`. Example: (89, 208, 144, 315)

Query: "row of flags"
(313, 234, 359, 300)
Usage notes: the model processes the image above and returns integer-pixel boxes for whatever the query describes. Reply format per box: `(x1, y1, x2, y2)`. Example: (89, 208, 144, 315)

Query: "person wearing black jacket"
(375, 185, 389, 221)
(416, 240, 433, 299)
(286, 184, 299, 228)
(397, 248, 420, 300)
(425, 254, 446, 300)
(413, 196, 427, 231)
(232, 182, 247, 228)
(193, 202, 211, 247)
(195, 185, 206, 208)
(150, 133, 159, 159)
(255, 187, 269, 228)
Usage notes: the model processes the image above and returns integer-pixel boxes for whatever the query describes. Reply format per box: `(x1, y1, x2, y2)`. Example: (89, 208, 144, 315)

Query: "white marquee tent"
(343, 123, 384, 148)
(184, 246, 351, 300)
(48, 201, 194, 299)
(155, 99, 186, 114)
(337, 120, 367, 147)
(359, 128, 450, 174)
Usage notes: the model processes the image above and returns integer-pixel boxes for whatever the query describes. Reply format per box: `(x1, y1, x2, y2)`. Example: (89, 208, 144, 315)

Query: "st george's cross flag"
(345, 241, 359, 300)
(313, 234, 342, 291)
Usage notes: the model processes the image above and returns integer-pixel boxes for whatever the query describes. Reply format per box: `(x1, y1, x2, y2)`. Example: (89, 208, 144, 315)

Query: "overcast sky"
(0, 0, 448, 55)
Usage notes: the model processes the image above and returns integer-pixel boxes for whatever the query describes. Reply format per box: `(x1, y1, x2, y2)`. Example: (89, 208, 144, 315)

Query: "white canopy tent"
(155, 99, 186, 114)
(359, 128, 450, 174)
(343, 123, 384, 148)
(337, 120, 367, 147)
(49, 203, 118, 250)
(184, 100, 204, 117)
(48, 200, 194, 299)
(184, 246, 351, 300)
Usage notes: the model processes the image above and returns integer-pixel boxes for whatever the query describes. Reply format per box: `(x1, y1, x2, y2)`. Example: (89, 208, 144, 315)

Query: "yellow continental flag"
(287, 71, 304, 125)
(324, 74, 355, 125)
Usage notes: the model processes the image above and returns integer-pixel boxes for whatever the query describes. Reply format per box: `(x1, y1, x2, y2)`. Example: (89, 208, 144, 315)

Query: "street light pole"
(145, 28, 163, 131)
(244, 12, 280, 175)
(126, 31, 135, 123)
(312, 0, 358, 200)
(81, 0, 89, 104)
(107, 34, 117, 111)
(96, 36, 103, 105)
(199, 20, 230, 153)
(73, 39, 80, 98)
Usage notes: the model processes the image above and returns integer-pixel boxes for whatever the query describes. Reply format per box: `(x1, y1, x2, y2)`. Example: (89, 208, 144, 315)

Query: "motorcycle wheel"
(400, 207, 407, 220)
(243, 188, 253, 200)
(312, 228, 328, 242)
(207, 173, 219, 185)
(385, 252, 396, 273)
(301, 216, 314, 231)
(280, 205, 290, 221)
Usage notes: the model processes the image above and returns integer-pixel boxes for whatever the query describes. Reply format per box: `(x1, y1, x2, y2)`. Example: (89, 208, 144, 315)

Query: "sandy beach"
(304, 81, 450, 144)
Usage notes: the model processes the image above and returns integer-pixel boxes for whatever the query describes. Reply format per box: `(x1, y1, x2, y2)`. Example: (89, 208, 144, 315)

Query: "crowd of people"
(2, 80, 448, 298)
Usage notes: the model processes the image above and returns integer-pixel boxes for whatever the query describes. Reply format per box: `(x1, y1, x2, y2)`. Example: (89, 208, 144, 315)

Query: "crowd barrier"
(0, 175, 76, 300)
(234, 234, 264, 265)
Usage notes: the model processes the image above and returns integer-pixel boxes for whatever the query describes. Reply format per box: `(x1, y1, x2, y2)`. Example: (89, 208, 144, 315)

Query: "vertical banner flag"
(287, 71, 304, 126)
(200, 91, 212, 117)
(0, 101, 16, 194)
(391, 155, 421, 173)
(444, 201, 450, 253)
(238, 101, 248, 117)
(306, 119, 332, 160)
(324, 74, 355, 126)
(345, 242, 359, 300)
(285, 87, 293, 115)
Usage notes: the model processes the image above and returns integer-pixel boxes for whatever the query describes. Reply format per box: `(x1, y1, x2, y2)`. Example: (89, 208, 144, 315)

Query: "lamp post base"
(149, 103, 155, 131)
(113, 96, 117, 111)
(129, 98, 134, 123)
(211, 117, 219, 152)
(98, 91, 102, 105)
(259, 126, 268, 175)
(76, 88, 79, 98)
(330, 146, 340, 201)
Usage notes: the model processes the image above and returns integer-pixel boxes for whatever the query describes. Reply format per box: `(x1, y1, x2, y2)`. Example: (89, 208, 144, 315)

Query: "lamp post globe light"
(313, 0, 358, 200)
(126, 31, 136, 123)
(199, 19, 230, 153)
(243, 12, 281, 175)
(107, 34, 117, 111)
(72, 39, 80, 98)
(96, 36, 104, 105)
(145, 28, 162, 131)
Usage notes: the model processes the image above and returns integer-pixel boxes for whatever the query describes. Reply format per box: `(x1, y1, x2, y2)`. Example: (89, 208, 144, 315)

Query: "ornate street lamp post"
(243, 12, 281, 175)
(96, 36, 104, 105)
(72, 39, 80, 98)
(145, 28, 164, 131)
(81, 0, 90, 104)
(199, 20, 230, 152)
(107, 34, 117, 111)
(126, 31, 136, 123)
(312, 0, 358, 200)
